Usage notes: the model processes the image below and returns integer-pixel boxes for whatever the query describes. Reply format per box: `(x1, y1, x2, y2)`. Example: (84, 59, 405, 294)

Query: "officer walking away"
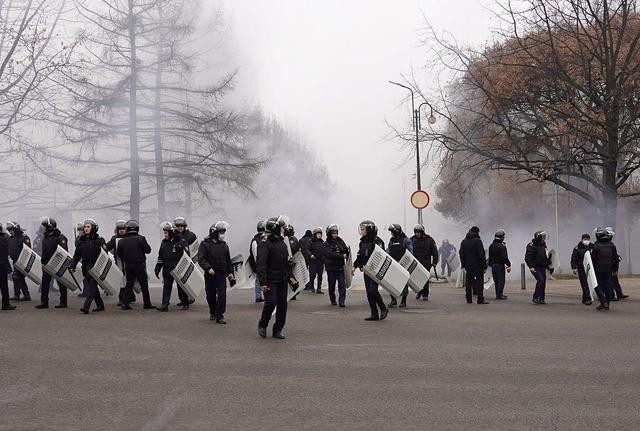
(69, 219, 106, 314)
(257, 216, 294, 339)
(308, 227, 326, 294)
(525, 231, 552, 305)
(6, 221, 31, 302)
(74, 222, 89, 298)
(386, 224, 413, 308)
(106, 220, 136, 306)
(35, 217, 69, 309)
(570, 233, 593, 305)
(248, 220, 266, 303)
(460, 226, 489, 305)
(198, 221, 235, 324)
(438, 239, 456, 277)
(411, 224, 438, 301)
(299, 229, 313, 274)
(352, 220, 388, 321)
(0, 224, 16, 311)
(605, 228, 629, 301)
(117, 220, 154, 310)
(488, 229, 511, 300)
(323, 224, 349, 307)
(154, 222, 189, 312)
(591, 227, 619, 311)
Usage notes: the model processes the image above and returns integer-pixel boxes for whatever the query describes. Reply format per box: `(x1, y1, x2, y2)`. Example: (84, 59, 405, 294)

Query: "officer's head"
(312, 227, 322, 240)
(284, 224, 295, 238)
(534, 231, 547, 243)
(594, 227, 611, 242)
(174, 217, 187, 233)
(326, 224, 339, 239)
(358, 220, 377, 237)
(210, 221, 229, 241)
(443, 239, 449, 245)
(413, 224, 425, 238)
(76, 222, 84, 234)
(115, 220, 127, 236)
(388, 224, 403, 237)
(83, 219, 98, 236)
(581, 233, 591, 245)
(161, 221, 175, 240)
(125, 220, 140, 234)
(6, 221, 20, 236)
(256, 220, 266, 233)
(495, 229, 506, 241)
(40, 217, 57, 234)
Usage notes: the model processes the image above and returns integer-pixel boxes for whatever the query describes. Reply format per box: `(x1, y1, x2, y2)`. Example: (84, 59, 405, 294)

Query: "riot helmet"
(125, 220, 140, 233)
(358, 220, 377, 237)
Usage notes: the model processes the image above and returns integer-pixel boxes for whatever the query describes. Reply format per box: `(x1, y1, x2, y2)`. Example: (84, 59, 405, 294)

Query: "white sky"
(220, 0, 494, 238)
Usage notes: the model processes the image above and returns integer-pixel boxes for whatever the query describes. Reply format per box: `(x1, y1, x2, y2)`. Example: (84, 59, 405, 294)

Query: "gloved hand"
(290, 281, 300, 292)
(549, 268, 555, 275)
(229, 278, 237, 287)
(154, 263, 162, 278)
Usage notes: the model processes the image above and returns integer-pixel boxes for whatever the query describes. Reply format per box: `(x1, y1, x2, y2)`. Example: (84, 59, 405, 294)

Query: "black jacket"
(309, 237, 325, 262)
(411, 234, 438, 268)
(155, 236, 188, 276)
(70, 233, 106, 277)
(289, 235, 300, 255)
(178, 230, 197, 246)
(324, 236, 349, 272)
(8, 231, 31, 262)
(256, 234, 292, 285)
(525, 239, 550, 268)
(591, 239, 618, 273)
(0, 233, 11, 273)
(570, 242, 591, 270)
(299, 231, 313, 262)
(41, 229, 68, 265)
(459, 231, 487, 275)
(116, 232, 151, 265)
(248, 233, 264, 272)
(353, 234, 385, 269)
(198, 237, 232, 275)
(488, 239, 511, 267)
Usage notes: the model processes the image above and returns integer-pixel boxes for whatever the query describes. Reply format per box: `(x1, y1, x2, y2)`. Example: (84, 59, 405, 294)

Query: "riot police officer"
(308, 227, 325, 294)
(352, 220, 388, 321)
(257, 216, 294, 339)
(105, 220, 136, 305)
(460, 226, 489, 305)
(154, 222, 189, 312)
(387, 224, 413, 308)
(6, 221, 31, 302)
(35, 217, 69, 309)
(591, 227, 618, 311)
(198, 221, 235, 324)
(0, 224, 16, 310)
(488, 229, 511, 300)
(323, 224, 349, 307)
(69, 219, 106, 314)
(173, 217, 197, 250)
(284, 223, 301, 301)
(411, 224, 438, 301)
(525, 231, 552, 305)
(248, 220, 266, 303)
(570, 233, 593, 305)
(117, 220, 154, 310)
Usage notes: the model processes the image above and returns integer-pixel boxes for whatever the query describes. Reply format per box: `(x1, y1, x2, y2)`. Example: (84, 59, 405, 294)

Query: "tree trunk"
(128, 0, 140, 220)
(153, 5, 166, 223)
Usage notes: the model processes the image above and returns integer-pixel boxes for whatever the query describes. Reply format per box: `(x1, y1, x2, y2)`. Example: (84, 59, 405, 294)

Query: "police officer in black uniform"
(525, 231, 551, 305)
(154, 222, 189, 312)
(352, 220, 388, 321)
(105, 220, 136, 305)
(570, 233, 593, 305)
(257, 216, 294, 339)
(74, 222, 89, 298)
(488, 229, 511, 300)
(117, 220, 154, 310)
(198, 221, 235, 324)
(411, 224, 438, 301)
(6, 221, 31, 302)
(323, 224, 349, 307)
(308, 227, 325, 294)
(284, 224, 301, 301)
(174, 216, 197, 306)
(248, 221, 266, 303)
(69, 219, 106, 314)
(387, 224, 413, 308)
(460, 226, 489, 305)
(35, 217, 69, 309)
(591, 227, 618, 311)
(0, 224, 16, 311)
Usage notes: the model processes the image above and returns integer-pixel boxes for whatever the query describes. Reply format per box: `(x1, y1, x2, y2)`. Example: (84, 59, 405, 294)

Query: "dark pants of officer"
(576, 267, 591, 302)
(595, 271, 613, 306)
(11, 269, 30, 298)
(82, 275, 104, 310)
(205, 272, 227, 319)
(327, 270, 346, 306)
(416, 264, 432, 299)
(364, 274, 386, 317)
(1, 270, 10, 308)
(123, 263, 151, 307)
(308, 260, 324, 291)
(532, 267, 547, 301)
(161, 274, 189, 307)
(612, 275, 625, 300)
(259, 281, 287, 333)
(40, 271, 67, 306)
(491, 264, 506, 298)
(465, 272, 484, 303)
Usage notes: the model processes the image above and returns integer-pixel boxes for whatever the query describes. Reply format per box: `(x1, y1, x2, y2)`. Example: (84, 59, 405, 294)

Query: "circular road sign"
(410, 190, 430, 210)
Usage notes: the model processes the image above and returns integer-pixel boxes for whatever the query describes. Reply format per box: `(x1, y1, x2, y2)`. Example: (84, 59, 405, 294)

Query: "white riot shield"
(363, 245, 409, 297)
(344, 246, 353, 289)
(230, 254, 245, 291)
(43, 245, 83, 291)
(484, 271, 494, 290)
(170, 251, 205, 301)
(14, 245, 42, 284)
(291, 251, 310, 288)
(548, 249, 560, 273)
(398, 250, 429, 293)
(583, 250, 598, 300)
(447, 249, 461, 273)
(89, 249, 123, 296)
(455, 268, 466, 288)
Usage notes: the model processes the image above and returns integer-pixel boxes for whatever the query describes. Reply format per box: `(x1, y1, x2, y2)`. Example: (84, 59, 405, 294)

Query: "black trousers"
(465, 272, 484, 303)
(161, 274, 189, 307)
(11, 268, 30, 298)
(491, 264, 506, 297)
(205, 272, 227, 319)
(327, 270, 346, 305)
(1, 270, 10, 307)
(576, 267, 591, 301)
(82, 275, 104, 310)
(364, 275, 386, 317)
(123, 263, 151, 307)
(40, 271, 67, 306)
(308, 260, 324, 291)
(259, 281, 287, 333)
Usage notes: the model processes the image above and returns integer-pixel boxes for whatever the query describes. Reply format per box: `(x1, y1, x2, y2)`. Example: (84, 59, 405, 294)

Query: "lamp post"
(389, 81, 436, 225)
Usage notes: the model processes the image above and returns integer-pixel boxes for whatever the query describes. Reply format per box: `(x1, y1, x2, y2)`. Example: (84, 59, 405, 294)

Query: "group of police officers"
(0, 216, 630, 339)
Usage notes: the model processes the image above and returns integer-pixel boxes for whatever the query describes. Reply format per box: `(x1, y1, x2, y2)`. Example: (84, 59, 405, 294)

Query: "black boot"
(364, 315, 379, 321)
(258, 326, 267, 338)
(388, 297, 397, 308)
(399, 295, 407, 308)
(380, 308, 389, 320)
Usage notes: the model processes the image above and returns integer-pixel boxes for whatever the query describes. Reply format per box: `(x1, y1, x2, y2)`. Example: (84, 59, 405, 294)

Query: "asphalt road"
(1, 282, 639, 430)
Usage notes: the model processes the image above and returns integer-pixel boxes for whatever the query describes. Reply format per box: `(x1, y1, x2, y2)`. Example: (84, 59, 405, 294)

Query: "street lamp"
(389, 80, 436, 225)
